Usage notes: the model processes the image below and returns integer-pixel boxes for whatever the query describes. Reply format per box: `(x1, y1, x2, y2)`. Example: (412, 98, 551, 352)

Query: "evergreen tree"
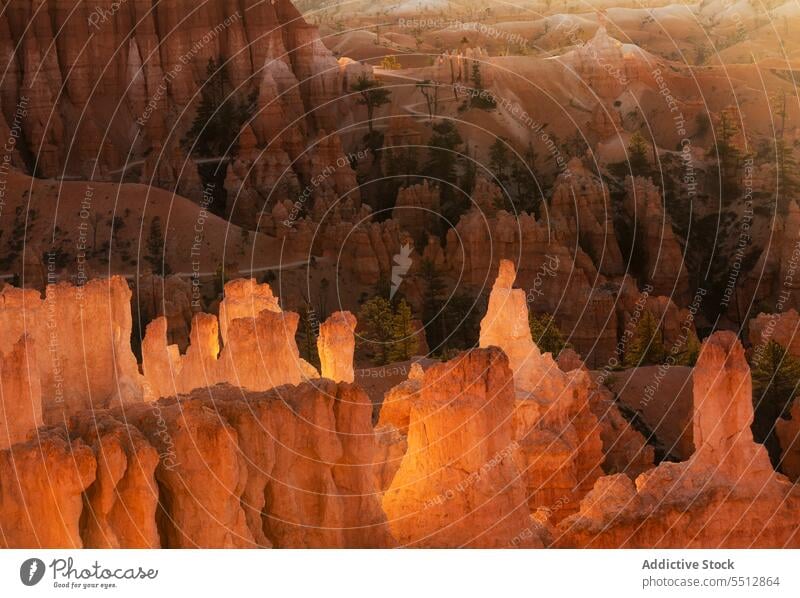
(489, 138, 509, 186)
(442, 293, 481, 351)
(511, 141, 539, 214)
(388, 299, 419, 362)
(416, 79, 440, 121)
(420, 259, 447, 353)
(468, 61, 495, 109)
(297, 304, 320, 368)
(751, 341, 800, 465)
(773, 92, 800, 212)
(352, 74, 392, 134)
(145, 216, 170, 275)
(182, 57, 255, 159)
(182, 58, 255, 216)
(358, 296, 395, 364)
(529, 312, 568, 357)
(424, 120, 465, 226)
(707, 110, 741, 198)
(460, 141, 477, 196)
(623, 310, 665, 367)
(673, 330, 701, 366)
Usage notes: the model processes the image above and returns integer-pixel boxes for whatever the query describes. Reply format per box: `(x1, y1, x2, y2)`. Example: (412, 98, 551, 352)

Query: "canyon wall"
(557, 332, 800, 548)
(0, 267, 797, 548)
(0, 380, 394, 548)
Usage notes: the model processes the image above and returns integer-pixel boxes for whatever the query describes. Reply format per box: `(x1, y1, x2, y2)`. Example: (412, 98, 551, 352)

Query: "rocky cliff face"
(1, 380, 394, 548)
(382, 348, 545, 547)
(557, 332, 800, 548)
(0, 276, 144, 429)
(1, 0, 360, 223)
(142, 277, 319, 399)
(478, 260, 605, 521)
(0, 269, 798, 547)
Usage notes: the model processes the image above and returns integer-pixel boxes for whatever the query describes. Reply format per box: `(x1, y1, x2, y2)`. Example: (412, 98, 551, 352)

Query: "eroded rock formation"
(557, 332, 800, 548)
(382, 348, 544, 547)
(318, 311, 357, 383)
(1, 380, 394, 548)
(479, 260, 605, 521)
(0, 277, 144, 425)
(143, 278, 318, 399)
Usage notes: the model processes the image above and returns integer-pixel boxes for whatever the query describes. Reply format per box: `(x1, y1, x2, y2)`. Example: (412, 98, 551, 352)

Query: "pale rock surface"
(0, 434, 96, 548)
(218, 278, 281, 345)
(479, 260, 605, 521)
(142, 279, 318, 399)
(1, 379, 394, 548)
(318, 311, 357, 383)
(0, 277, 144, 424)
(382, 348, 544, 547)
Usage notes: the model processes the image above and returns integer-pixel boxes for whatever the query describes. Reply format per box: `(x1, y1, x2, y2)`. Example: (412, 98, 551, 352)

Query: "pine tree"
(424, 120, 465, 225)
(388, 299, 419, 362)
(673, 329, 701, 366)
(468, 61, 495, 109)
(442, 292, 481, 351)
(624, 310, 665, 367)
(529, 312, 568, 357)
(358, 296, 395, 364)
(489, 138, 509, 186)
(460, 142, 477, 196)
(773, 92, 800, 212)
(707, 110, 741, 198)
(182, 57, 255, 159)
(297, 304, 320, 368)
(352, 74, 392, 134)
(751, 341, 800, 465)
(146, 216, 170, 275)
(416, 79, 440, 121)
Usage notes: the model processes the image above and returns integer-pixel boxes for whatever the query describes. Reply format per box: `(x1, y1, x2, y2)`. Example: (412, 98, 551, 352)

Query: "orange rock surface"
(382, 349, 544, 547)
(557, 332, 800, 548)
